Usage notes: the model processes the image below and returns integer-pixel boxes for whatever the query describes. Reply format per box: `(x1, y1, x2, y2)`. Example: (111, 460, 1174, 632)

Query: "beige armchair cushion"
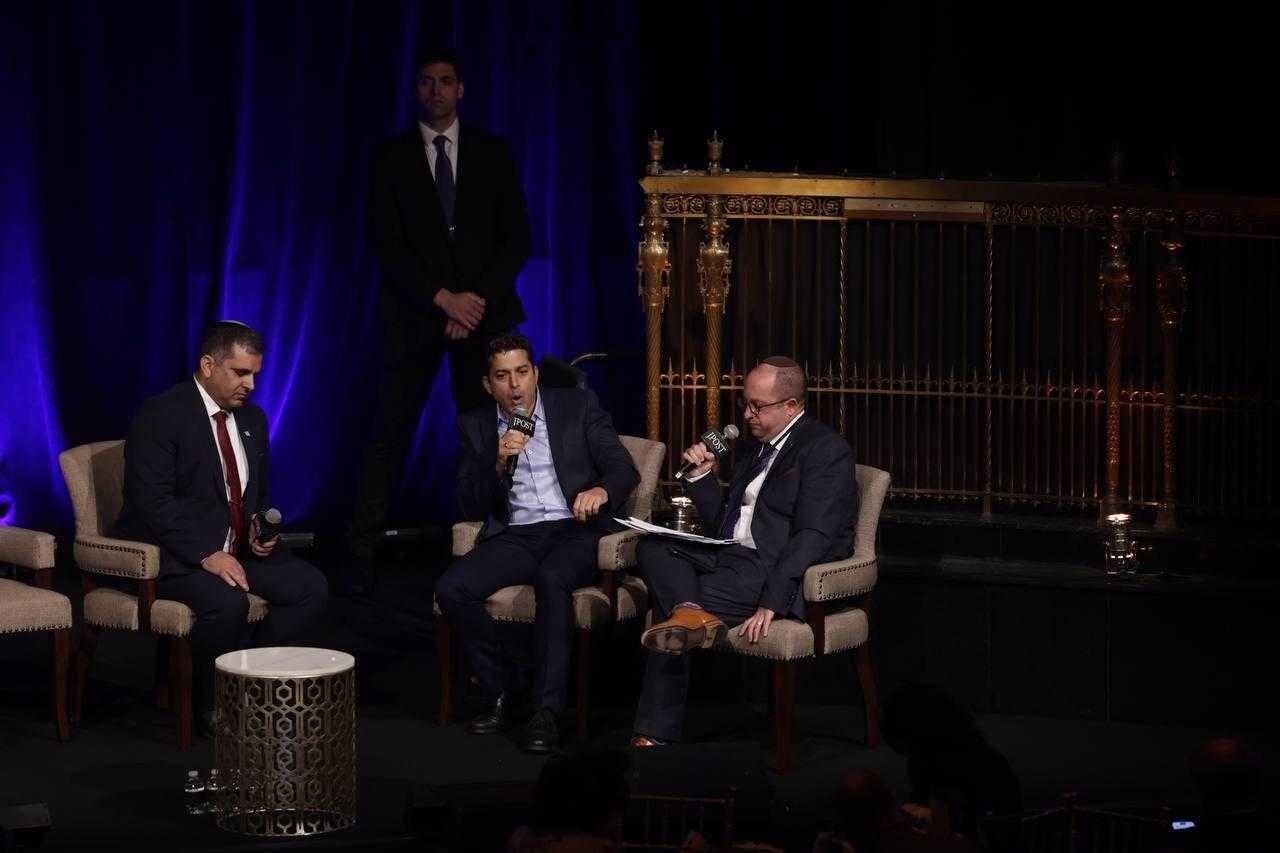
(597, 530, 641, 572)
(433, 575, 649, 630)
(721, 606, 869, 662)
(73, 535, 161, 580)
(803, 556, 878, 602)
(0, 578, 73, 634)
(452, 521, 482, 557)
(0, 527, 56, 570)
(83, 588, 269, 635)
(58, 441, 126, 538)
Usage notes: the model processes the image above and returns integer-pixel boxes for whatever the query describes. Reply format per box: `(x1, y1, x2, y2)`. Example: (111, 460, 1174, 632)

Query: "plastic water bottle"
(184, 770, 206, 815)
(205, 768, 222, 815)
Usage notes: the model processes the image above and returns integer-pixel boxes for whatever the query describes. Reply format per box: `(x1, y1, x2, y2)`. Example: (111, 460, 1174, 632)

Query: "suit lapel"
(238, 415, 257, 506)
(759, 414, 808, 492)
(541, 388, 570, 487)
(481, 405, 499, 467)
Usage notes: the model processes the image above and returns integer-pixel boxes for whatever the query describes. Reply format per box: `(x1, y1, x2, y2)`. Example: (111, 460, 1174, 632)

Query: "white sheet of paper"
(613, 516, 738, 546)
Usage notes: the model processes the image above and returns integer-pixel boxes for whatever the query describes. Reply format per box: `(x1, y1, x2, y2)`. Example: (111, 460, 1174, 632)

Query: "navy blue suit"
(633, 413, 858, 741)
(436, 386, 639, 713)
(116, 380, 327, 692)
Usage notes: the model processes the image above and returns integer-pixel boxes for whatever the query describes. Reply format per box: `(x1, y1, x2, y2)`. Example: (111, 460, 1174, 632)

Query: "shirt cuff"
(685, 470, 712, 483)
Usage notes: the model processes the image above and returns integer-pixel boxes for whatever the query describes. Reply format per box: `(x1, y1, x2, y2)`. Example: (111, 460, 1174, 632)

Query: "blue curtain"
(0, 0, 641, 532)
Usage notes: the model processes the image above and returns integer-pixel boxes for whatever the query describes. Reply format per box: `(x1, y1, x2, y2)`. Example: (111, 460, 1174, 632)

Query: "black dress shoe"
(466, 693, 510, 735)
(519, 708, 560, 754)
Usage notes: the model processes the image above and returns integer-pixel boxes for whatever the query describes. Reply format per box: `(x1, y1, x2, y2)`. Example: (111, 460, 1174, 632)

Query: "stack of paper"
(613, 517, 738, 545)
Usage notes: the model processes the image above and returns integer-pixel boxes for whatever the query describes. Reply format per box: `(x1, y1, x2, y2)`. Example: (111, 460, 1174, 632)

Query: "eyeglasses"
(737, 395, 792, 417)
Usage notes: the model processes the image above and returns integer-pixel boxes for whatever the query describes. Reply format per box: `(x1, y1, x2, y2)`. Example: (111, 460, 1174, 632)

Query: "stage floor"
(1, 551, 1272, 850)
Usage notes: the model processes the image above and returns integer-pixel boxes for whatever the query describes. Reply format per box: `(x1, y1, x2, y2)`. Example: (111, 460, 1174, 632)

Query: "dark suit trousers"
(632, 537, 762, 741)
(347, 311, 504, 562)
(435, 519, 601, 714)
(157, 550, 328, 706)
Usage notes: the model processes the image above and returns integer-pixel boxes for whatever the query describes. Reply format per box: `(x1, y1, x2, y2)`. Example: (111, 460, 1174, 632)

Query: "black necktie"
(433, 135, 455, 229)
(717, 444, 777, 539)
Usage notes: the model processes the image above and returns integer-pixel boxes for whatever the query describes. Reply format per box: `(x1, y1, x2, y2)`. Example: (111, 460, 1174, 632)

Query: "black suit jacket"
(369, 123, 530, 350)
(115, 381, 270, 577)
(685, 414, 858, 618)
(455, 387, 640, 540)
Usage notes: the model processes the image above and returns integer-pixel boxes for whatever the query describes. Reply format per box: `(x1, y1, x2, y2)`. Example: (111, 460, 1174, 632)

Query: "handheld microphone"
(504, 405, 536, 477)
(254, 507, 282, 542)
(674, 424, 739, 481)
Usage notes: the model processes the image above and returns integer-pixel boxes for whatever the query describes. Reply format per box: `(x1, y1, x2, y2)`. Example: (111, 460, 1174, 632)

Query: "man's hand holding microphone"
(496, 406, 536, 478)
(674, 424, 739, 481)
(200, 507, 283, 589)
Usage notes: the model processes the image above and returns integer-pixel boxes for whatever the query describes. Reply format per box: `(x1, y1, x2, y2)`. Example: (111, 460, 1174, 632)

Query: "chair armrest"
(74, 535, 161, 580)
(596, 530, 643, 572)
(0, 526, 56, 570)
(452, 522, 483, 557)
(803, 555, 877, 602)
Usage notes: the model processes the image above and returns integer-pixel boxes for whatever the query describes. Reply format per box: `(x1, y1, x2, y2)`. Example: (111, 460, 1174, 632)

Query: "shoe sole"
(641, 620, 726, 655)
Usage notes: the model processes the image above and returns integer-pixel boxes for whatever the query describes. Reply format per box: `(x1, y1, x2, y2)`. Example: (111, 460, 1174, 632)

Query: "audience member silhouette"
(881, 682, 1021, 850)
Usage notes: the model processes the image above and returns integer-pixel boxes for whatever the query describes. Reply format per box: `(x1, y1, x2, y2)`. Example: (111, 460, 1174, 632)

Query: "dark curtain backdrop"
(2, 0, 1270, 534)
(1, 0, 641, 532)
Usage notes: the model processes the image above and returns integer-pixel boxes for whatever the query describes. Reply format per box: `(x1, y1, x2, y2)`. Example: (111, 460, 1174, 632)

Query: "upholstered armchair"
(436, 435, 666, 737)
(720, 464, 890, 773)
(0, 527, 72, 740)
(58, 440, 268, 749)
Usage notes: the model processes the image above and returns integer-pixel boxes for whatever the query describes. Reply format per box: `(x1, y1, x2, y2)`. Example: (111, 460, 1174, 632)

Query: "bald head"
(758, 356, 807, 406)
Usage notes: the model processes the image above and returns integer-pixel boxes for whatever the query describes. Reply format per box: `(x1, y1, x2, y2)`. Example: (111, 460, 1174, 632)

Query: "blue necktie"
(717, 444, 776, 539)
(433, 135, 455, 229)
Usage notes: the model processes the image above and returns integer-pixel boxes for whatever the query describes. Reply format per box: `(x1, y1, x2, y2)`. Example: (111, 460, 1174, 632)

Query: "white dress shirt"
(419, 118, 460, 184)
(194, 378, 248, 553)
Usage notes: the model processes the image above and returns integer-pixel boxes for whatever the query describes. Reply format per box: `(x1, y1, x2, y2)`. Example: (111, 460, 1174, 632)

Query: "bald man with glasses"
(629, 356, 859, 747)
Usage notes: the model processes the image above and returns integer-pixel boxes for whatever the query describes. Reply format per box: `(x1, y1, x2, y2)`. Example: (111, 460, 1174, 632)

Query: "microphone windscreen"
(263, 508, 282, 525)
(722, 424, 739, 441)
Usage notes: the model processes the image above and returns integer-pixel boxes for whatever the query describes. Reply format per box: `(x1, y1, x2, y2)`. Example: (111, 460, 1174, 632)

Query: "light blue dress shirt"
(497, 389, 573, 526)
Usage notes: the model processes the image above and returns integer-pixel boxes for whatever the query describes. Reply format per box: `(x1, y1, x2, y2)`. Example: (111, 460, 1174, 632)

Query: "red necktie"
(213, 411, 245, 553)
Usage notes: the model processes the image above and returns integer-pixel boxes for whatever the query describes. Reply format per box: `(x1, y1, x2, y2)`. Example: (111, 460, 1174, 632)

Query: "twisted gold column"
(697, 194, 731, 429)
(1098, 207, 1133, 519)
(1155, 211, 1187, 529)
(638, 191, 670, 441)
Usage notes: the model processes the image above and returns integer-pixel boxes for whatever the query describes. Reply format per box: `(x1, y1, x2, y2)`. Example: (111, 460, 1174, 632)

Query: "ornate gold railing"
(637, 134, 1280, 523)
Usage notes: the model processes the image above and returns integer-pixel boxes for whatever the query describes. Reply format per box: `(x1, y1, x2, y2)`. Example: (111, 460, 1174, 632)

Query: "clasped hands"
(436, 289, 486, 340)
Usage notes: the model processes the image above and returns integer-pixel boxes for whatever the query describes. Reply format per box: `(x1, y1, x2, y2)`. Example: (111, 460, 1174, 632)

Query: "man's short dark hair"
(199, 321, 264, 362)
(485, 333, 534, 370)
(762, 355, 807, 405)
(415, 47, 463, 81)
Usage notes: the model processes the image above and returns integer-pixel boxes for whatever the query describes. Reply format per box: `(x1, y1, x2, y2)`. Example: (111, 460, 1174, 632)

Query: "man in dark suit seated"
(115, 321, 328, 732)
(435, 333, 640, 753)
(629, 356, 859, 747)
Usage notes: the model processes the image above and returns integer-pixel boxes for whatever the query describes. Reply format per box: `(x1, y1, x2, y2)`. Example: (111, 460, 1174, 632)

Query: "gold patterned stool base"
(214, 647, 357, 836)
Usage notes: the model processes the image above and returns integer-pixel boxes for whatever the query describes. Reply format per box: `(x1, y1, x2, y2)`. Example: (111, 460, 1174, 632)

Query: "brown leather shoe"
(640, 606, 726, 654)
(630, 734, 670, 748)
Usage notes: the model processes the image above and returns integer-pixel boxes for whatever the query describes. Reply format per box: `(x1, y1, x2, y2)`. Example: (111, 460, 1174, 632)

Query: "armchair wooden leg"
(771, 661, 796, 774)
(170, 637, 193, 750)
(51, 629, 71, 741)
(854, 642, 879, 749)
(436, 614, 454, 725)
(72, 621, 98, 726)
(575, 628, 590, 740)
